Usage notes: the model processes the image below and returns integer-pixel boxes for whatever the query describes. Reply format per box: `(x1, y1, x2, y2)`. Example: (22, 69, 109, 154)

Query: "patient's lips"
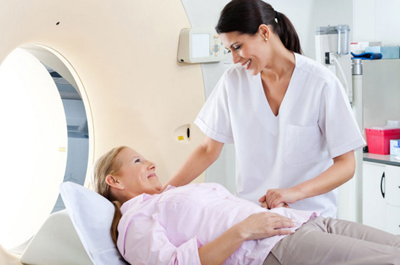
(147, 173, 157, 178)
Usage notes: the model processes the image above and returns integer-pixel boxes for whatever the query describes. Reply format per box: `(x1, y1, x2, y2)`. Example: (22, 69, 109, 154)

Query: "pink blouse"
(117, 183, 318, 265)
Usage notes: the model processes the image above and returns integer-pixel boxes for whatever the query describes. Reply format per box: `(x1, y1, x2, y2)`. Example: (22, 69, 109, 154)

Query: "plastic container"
(365, 128, 400, 155)
(337, 25, 350, 55)
(390, 139, 400, 156)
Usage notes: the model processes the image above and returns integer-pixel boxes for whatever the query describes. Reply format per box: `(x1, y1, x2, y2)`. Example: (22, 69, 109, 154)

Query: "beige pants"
(263, 216, 400, 265)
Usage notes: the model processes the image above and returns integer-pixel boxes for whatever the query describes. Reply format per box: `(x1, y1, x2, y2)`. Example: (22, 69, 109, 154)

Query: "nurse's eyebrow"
(224, 42, 239, 50)
(229, 42, 239, 49)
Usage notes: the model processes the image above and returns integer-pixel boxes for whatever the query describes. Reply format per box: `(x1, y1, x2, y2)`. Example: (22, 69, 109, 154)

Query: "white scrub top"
(194, 53, 365, 218)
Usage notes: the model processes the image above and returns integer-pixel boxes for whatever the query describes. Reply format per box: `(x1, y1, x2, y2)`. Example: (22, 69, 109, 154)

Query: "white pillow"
(60, 181, 128, 265)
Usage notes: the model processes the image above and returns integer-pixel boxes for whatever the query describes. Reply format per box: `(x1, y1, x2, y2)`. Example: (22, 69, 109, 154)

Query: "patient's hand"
(236, 212, 295, 240)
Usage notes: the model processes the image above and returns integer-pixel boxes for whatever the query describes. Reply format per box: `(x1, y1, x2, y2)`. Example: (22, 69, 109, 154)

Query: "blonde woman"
(92, 146, 400, 265)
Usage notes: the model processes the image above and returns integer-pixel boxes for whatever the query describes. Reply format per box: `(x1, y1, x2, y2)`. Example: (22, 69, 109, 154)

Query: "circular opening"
(0, 45, 93, 252)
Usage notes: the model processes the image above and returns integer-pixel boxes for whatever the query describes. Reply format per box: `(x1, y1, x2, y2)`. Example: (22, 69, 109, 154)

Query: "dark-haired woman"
(165, 0, 365, 218)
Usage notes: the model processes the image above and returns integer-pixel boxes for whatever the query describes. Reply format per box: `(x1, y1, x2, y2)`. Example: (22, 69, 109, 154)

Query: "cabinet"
(363, 162, 400, 234)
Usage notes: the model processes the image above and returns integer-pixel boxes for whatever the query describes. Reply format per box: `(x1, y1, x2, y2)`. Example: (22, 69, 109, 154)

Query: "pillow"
(60, 181, 128, 265)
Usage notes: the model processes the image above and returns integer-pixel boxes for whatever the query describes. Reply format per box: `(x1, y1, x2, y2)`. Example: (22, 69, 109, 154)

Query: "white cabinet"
(363, 162, 387, 231)
(385, 166, 400, 234)
(363, 162, 400, 234)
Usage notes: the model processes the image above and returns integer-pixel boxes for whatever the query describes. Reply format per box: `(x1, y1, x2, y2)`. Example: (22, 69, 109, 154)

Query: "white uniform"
(194, 53, 365, 218)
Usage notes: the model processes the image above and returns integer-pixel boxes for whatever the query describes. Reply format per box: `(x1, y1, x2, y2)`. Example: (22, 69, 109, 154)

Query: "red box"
(365, 128, 400, 155)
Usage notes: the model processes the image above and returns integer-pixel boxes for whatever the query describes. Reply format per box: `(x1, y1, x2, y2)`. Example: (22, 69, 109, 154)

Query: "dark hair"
(216, 0, 302, 54)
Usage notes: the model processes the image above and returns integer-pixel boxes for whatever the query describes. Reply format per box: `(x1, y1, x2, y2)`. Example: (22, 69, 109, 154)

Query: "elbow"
(208, 148, 221, 164)
(334, 150, 356, 182)
(346, 163, 355, 181)
(201, 143, 220, 164)
(200, 137, 223, 164)
(347, 152, 356, 179)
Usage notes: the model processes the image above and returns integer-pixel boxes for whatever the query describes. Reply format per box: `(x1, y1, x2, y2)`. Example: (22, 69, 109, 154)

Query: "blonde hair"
(92, 146, 127, 244)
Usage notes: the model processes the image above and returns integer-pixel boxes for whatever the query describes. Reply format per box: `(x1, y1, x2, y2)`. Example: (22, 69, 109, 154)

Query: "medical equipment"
(21, 210, 92, 265)
(21, 181, 124, 265)
(315, 24, 360, 222)
(336, 25, 350, 56)
(0, 0, 207, 258)
(315, 25, 352, 105)
(177, 28, 227, 63)
(365, 128, 400, 155)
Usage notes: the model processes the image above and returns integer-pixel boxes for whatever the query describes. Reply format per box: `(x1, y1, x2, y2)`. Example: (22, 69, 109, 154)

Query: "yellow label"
(178, 136, 184, 141)
(59, 147, 66, 152)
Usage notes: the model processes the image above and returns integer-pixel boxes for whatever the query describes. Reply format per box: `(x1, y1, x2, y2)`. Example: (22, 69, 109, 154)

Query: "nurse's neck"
(261, 46, 295, 82)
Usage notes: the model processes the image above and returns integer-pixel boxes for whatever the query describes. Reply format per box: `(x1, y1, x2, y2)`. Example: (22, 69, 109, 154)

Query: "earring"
(265, 37, 268, 42)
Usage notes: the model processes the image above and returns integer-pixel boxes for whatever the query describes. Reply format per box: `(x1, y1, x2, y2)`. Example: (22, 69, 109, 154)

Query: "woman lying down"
(92, 146, 400, 265)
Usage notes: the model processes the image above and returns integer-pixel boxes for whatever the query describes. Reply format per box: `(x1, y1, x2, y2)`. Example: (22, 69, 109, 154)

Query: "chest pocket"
(284, 124, 322, 166)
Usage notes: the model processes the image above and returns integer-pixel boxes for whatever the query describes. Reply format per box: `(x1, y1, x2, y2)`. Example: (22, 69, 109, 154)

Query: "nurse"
(164, 0, 365, 217)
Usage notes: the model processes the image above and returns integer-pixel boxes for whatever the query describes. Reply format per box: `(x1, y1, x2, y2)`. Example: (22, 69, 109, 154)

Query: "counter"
(363, 153, 400, 166)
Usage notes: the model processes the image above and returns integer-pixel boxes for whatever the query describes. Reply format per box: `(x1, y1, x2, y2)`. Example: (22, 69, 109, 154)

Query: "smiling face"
(220, 27, 271, 76)
(107, 147, 162, 200)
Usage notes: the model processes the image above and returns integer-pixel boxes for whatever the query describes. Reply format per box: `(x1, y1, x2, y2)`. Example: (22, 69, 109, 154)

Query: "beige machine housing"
(0, 0, 206, 185)
(0, 0, 206, 263)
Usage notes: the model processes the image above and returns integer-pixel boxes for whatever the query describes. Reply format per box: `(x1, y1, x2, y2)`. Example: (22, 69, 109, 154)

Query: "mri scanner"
(0, 0, 360, 264)
(0, 0, 236, 264)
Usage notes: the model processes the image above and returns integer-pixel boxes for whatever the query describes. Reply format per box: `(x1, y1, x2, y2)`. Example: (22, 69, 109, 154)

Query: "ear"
(258, 24, 270, 40)
(105, 174, 124, 190)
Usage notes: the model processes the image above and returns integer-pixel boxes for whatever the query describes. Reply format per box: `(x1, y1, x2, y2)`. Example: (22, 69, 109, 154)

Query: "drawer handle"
(380, 172, 385, 199)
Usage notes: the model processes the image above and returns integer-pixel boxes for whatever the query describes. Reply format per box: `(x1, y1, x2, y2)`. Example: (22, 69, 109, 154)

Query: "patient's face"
(116, 147, 162, 197)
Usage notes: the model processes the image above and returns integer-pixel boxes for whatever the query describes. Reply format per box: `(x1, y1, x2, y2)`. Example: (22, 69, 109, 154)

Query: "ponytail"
(111, 201, 123, 244)
(216, 0, 302, 54)
(274, 12, 302, 54)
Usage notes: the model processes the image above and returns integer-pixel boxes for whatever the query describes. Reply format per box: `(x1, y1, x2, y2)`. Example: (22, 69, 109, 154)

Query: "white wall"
(353, 0, 400, 45)
(269, 0, 353, 59)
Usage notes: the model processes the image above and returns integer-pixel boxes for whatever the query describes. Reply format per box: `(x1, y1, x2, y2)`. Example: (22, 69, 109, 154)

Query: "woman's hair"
(92, 146, 127, 244)
(216, 0, 302, 54)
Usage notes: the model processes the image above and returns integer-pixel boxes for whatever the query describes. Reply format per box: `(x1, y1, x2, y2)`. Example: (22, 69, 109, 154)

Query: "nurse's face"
(113, 147, 162, 197)
(220, 28, 270, 75)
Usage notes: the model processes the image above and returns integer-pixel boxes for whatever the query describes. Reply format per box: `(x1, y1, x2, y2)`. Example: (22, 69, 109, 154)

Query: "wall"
(353, 0, 400, 45)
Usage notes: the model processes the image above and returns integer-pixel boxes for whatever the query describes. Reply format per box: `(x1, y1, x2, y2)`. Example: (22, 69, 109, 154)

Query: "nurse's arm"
(163, 136, 224, 189)
(296, 150, 355, 198)
(265, 150, 355, 208)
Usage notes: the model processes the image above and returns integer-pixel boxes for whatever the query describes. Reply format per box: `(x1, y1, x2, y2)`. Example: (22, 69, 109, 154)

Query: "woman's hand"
(259, 151, 356, 210)
(259, 188, 302, 209)
(236, 212, 295, 241)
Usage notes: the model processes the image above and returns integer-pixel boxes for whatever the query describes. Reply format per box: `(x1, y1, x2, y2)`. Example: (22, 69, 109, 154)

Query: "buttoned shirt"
(117, 183, 318, 265)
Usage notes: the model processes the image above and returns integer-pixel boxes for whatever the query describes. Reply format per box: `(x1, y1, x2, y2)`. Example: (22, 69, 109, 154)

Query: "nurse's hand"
(237, 212, 295, 240)
(259, 188, 301, 209)
(260, 200, 289, 209)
